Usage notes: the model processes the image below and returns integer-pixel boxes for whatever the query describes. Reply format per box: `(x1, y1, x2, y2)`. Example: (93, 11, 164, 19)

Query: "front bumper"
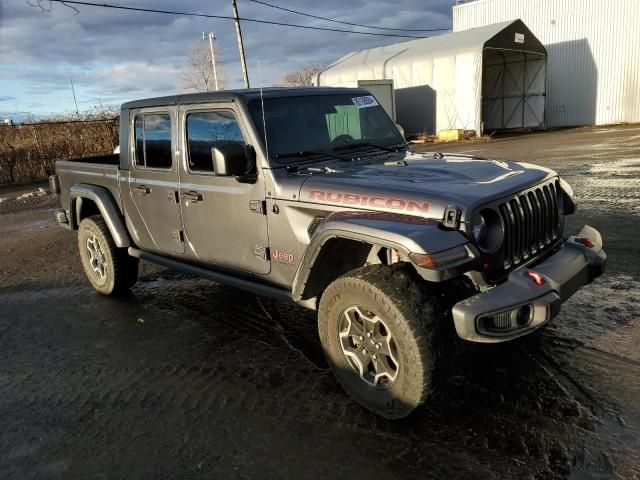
(452, 225, 606, 343)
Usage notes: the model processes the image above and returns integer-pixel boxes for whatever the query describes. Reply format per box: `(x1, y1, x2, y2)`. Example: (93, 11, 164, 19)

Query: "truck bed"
(55, 155, 122, 212)
(63, 153, 120, 165)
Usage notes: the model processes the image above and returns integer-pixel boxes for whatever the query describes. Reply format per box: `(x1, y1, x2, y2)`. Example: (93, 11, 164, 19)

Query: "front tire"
(78, 215, 138, 295)
(318, 265, 438, 419)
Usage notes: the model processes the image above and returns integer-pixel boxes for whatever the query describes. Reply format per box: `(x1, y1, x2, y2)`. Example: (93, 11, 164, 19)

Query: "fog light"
(485, 311, 512, 331)
(480, 305, 533, 333)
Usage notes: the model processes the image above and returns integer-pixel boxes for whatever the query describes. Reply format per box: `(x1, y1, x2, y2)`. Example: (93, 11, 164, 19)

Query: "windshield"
(248, 94, 405, 164)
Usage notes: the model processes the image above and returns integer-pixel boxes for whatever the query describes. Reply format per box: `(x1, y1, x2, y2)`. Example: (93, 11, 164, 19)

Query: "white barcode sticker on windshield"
(351, 95, 379, 108)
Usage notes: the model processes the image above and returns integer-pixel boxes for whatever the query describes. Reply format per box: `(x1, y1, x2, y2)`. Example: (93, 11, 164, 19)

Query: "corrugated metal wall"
(453, 0, 640, 127)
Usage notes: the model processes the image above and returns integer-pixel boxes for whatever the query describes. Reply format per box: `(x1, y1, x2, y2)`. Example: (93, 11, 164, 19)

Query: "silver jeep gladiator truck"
(53, 87, 606, 419)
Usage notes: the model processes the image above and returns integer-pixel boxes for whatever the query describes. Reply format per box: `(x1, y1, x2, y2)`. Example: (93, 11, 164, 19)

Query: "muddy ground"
(1, 125, 638, 479)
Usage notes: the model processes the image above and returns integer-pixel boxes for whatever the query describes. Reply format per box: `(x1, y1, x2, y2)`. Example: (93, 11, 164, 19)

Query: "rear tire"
(78, 215, 138, 295)
(318, 264, 439, 419)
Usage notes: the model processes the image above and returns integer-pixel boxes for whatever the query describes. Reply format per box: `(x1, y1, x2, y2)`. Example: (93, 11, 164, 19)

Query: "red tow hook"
(528, 271, 544, 286)
(575, 237, 594, 248)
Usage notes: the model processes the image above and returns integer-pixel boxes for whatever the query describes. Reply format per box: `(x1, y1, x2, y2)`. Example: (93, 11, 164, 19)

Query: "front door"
(178, 105, 270, 274)
(128, 110, 184, 254)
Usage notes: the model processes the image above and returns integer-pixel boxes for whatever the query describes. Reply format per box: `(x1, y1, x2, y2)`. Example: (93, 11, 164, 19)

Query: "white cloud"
(0, 0, 452, 114)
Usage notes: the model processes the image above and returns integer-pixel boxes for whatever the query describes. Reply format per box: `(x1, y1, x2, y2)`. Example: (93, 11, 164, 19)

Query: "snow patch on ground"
(16, 188, 48, 200)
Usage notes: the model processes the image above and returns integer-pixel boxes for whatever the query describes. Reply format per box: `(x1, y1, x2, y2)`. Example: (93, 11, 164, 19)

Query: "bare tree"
(27, 0, 79, 14)
(277, 63, 326, 87)
(179, 41, 228, 93)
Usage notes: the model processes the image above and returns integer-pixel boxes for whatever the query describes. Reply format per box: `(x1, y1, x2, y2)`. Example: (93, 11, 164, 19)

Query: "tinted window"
(186, 111, 245, 172)
(133, 113, 172, 169)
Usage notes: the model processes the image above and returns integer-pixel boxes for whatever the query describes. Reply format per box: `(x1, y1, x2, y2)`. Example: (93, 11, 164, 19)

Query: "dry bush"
(0, 107, 119, 185)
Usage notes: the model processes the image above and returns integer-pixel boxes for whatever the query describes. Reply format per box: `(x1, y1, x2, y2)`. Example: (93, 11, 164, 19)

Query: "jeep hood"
(297, 152, 556, 219)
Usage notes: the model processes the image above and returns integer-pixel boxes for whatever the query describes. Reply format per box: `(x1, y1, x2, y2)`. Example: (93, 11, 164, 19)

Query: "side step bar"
(128, 247, 292, 303)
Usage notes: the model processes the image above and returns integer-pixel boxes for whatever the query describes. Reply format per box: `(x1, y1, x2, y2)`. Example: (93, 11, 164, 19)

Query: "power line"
(46, 0, 431, 39)
(245, 0, 449, 33)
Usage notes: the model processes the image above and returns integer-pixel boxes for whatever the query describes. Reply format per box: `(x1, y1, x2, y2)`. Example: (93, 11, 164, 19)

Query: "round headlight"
(471, 208, 504, 253)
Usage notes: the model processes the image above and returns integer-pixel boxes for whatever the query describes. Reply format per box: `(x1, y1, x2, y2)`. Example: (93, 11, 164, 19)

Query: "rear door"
(177, 104, 270, 274)
(127, 109, 184, 254)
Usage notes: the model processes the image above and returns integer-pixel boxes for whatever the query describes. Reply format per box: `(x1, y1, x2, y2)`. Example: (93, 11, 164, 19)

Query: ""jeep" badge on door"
(272, 249, 295, 264)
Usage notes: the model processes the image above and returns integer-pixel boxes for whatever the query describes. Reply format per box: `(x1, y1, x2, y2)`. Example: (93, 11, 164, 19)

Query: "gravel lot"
(1, 125, 639, 479)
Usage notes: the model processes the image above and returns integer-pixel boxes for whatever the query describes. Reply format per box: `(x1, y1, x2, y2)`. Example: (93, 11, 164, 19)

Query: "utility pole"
(70, 76, 79, 115)
(202, 32, 220, 91)
(231, 0, 250, 88)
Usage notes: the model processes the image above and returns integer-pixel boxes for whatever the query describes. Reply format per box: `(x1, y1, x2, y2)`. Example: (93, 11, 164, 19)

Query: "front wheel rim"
(338, 306, 400, 388)
(86, 234, 107, 280)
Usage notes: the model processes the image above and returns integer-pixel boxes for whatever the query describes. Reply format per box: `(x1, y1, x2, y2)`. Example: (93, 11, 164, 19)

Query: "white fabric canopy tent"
(316, 20, 547, 136)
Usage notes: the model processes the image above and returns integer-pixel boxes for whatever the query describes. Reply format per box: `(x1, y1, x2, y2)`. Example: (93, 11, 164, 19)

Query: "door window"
(186, 111, 246, 173)
(133, 113, 172, 169)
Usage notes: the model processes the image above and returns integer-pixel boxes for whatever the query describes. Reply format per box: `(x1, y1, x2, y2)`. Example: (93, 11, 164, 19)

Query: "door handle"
(136, 184, 151, 195)
(182, 191, 203, 203)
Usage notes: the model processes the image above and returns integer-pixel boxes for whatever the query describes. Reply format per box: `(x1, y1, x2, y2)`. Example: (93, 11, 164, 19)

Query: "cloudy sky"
(0, 0, 452, 119)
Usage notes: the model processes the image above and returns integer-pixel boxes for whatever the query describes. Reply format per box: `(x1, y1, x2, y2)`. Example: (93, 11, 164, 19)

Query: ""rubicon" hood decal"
(309, 190, 430, 213)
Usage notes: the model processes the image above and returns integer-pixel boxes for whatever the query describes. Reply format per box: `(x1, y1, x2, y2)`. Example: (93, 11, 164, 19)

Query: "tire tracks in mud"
(0, 281, 401, 440)
(1, 358, 411, 455)
(132, 276, 327, 369)
(2, 276, 628, 478)
(544, 334, 640, 369)
(537, 332, 640, 435)
(535, 338, 640, 478)
(0, 280, 541, 478)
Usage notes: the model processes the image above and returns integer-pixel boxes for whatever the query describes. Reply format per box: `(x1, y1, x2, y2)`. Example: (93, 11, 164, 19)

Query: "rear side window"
(186, 111, 246, 172)
(133, 113, 172, 169)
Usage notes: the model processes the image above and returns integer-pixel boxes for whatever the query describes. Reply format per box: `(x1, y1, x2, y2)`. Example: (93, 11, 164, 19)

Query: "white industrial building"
(317, 0, 639, 134)
(453, 0, 640, 128)
(316, 20, 548, 136)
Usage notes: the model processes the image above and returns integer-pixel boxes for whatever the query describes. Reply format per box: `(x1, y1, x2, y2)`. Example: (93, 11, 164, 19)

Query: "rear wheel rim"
(338, 306, 400, 388)
(86, 234, 107, 280)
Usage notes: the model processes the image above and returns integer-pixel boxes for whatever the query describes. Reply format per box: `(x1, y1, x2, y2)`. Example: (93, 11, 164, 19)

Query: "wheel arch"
(293, 235, 385, 309)
(292, 212, 475, 309)
(70, 184, 131, 248)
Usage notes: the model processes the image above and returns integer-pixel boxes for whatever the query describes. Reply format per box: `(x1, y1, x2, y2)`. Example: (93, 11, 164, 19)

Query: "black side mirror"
(211, 143, 247, 176)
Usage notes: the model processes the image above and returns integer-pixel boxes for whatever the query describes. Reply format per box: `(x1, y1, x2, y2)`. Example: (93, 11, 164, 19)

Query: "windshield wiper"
(275, 150, 349, 161)
(332, 141, 406, 153)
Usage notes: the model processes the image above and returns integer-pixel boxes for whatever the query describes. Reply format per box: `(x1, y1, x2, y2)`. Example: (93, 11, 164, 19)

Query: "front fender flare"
(291, 212, 475, 303)
(70, 184, 130, 248)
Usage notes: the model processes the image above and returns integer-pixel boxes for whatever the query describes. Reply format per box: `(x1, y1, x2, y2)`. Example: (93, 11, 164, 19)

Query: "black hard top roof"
(121, 86, 370, 110)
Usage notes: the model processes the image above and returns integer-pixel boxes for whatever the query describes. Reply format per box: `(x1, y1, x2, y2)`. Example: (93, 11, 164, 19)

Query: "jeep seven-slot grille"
(497, 180, 563, 269)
